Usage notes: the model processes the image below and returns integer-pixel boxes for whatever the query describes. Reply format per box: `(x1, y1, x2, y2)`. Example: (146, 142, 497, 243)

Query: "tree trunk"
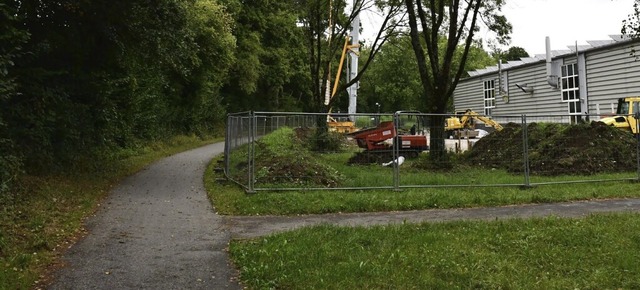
(428, 114, 450, 166)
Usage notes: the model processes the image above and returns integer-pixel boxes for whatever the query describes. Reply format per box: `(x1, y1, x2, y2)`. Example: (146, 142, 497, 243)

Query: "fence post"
(393, 112, 401, 191)
(247, 112, 256, 193)
(224, 115, 231, 175)
(522, 114, 531, 187)
(637, 116, 640, 181)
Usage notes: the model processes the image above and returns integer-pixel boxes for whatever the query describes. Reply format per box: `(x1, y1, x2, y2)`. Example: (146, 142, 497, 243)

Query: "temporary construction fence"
(224, 111, 640, 193)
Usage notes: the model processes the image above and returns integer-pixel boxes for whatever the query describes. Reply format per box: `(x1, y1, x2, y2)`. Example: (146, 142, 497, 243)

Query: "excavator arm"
(445, 109, 503, 132)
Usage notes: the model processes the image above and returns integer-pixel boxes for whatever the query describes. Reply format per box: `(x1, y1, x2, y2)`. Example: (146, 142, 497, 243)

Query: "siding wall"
(454, 41, 640, 118)
(586, 43, 640, 116)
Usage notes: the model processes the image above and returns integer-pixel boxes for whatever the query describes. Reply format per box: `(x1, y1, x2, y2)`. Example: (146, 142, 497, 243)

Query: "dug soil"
(466, 121, 638, 175)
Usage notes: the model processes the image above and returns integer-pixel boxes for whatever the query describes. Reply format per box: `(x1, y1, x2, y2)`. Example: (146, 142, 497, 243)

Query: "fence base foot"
(519, 185, 534, 190)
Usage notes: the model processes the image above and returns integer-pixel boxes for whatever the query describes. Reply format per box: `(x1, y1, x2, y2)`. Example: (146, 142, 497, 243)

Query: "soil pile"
(347, 151, 397, 165)
(466, 122, 638, 175)
(251, 127, 343, 187)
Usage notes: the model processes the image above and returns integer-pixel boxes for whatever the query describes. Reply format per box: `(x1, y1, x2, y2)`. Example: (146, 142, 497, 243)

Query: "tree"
(359, 35, 493, 114)
(296, 0, 405, 114)
(4, 0, 235, 172)
(622, 0, 640, 58)
(492, 46, 529, 62)
(623, 0, 640, 39)
(404, 0, 511, 162)
(221, 0, 310, 112)
(0, 2, 28, 193)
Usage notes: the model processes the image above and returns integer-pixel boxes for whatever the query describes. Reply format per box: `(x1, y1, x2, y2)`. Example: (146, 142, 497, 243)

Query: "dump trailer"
(599, 97, 640, 134)
(347, 121, 428, 157)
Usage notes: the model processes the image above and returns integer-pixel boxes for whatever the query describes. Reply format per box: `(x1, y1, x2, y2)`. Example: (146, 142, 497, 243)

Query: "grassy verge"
(0, 135, 221, 290)
(211, 126, 640, 215)
(211, 127, 640, 289)
(207, 154, 640, 215)
(229, 213, 640, 289)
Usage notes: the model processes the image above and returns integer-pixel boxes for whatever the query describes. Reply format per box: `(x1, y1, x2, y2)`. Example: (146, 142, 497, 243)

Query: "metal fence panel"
(224, 111, 640, 193)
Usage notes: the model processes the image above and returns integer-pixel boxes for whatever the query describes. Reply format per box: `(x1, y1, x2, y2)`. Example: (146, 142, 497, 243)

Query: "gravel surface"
(225, 198, 640, 239)
(49, 141, 640, 289)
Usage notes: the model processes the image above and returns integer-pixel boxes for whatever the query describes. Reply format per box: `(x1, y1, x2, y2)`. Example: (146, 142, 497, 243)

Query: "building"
(453, 35, 640, 123)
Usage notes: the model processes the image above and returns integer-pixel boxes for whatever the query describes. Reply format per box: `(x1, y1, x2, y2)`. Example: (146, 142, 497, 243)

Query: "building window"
(561, 63, 581, 123)
(483, 79, 495, 116)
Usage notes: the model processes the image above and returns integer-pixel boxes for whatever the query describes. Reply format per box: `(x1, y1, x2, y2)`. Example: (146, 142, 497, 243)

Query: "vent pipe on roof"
(546, 36, 559, 89)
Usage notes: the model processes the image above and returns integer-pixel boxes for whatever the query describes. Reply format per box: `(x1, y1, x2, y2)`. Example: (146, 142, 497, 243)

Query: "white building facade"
(453, 36, 640, 123)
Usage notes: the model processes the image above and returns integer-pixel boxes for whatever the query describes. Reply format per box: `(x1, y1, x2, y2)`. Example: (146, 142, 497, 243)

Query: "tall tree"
(359, 35, 493, 113)
(5, 0, 235, 172)
(296, 0, 404, 114)
(404, 0, 511, 162)
(0, 2, 28, 192)
(221, 0, 309, 112)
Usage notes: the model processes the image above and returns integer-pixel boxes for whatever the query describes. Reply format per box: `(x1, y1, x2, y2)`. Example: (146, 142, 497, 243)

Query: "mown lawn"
(212, 127, 640, 289)
(230, 213, 640, 289)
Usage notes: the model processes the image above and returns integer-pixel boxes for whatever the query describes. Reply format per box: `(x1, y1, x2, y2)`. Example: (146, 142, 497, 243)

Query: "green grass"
(212, 128, 640, 289)
(229, 213, 640, 289)
(208, 152, 640, 215)
(0, 135, 221, 290)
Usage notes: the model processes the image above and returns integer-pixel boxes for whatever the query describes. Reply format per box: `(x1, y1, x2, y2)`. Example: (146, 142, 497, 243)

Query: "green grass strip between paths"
(230, 213, 640, 289)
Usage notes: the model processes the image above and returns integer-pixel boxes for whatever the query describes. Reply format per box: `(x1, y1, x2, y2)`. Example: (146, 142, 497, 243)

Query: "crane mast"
(347, 3, 360, 121)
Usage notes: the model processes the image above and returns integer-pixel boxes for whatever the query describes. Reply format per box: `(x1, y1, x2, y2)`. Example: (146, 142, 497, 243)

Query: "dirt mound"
(347, 151, 396, 165)
(465, 122, 638, 175)
(254, 155, 342, 187)
(250, 127, 344, 187)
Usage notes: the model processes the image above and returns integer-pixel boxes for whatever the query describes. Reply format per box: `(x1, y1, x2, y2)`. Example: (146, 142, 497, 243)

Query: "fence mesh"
(224, 111, 640, 192)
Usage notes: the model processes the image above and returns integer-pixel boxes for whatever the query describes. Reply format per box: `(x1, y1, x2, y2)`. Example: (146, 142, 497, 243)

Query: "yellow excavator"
(445, 109, 503, 138)
(599, 97, 640, 134)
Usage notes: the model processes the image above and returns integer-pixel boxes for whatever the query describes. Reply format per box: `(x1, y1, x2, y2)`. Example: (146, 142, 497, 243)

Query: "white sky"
(496, 0, 635, 55)
(360, 0, 636, 55)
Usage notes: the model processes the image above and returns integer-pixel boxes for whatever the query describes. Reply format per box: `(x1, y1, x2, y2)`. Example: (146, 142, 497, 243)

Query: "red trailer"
(347, 121, 428, 157)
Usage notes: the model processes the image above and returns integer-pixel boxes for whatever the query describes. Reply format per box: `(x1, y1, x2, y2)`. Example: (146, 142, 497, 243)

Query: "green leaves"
(0, 0, 236, 179)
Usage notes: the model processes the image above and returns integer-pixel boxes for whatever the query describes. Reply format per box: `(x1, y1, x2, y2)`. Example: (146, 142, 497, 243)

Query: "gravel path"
(49, 141, 640, 289)
(225, 198, 640, 239)
(49, 143, 240, 289)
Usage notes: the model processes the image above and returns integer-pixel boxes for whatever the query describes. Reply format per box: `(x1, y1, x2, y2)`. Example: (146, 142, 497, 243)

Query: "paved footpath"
(49, 142, 240, 289)
(50, 141, 640, 289)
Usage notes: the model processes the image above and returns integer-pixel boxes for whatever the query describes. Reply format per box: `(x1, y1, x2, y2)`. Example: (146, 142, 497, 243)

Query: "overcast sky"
(496, 0, 635, 55)
(360, 0, 636, 55)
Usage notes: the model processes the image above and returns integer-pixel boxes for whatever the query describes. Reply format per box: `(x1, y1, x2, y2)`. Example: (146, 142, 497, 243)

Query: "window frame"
(483, 79, 496, 116)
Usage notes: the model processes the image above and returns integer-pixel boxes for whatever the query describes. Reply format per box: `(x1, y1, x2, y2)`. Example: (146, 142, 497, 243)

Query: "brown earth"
(466, 121, 638, 175)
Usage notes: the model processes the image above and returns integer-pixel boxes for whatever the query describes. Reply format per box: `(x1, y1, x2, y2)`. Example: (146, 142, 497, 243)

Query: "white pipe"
(546, 36, 558, 88)
(545, 37, 552, 76)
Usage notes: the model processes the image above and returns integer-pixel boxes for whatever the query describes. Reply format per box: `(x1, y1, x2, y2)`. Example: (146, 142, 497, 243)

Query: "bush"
(0, 137, 22, 195)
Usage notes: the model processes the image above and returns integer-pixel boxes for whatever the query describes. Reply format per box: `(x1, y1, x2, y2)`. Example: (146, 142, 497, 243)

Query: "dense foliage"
(221, 0, 310, 112)
(359, 36, 494, 113)
(0, 0, 236, 191)
(0, 0, 511, 194)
